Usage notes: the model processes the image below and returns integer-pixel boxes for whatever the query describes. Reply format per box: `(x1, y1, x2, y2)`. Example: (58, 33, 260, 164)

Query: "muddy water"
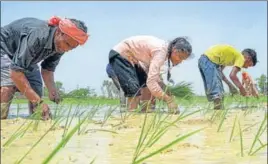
(1, 108, 267, 164)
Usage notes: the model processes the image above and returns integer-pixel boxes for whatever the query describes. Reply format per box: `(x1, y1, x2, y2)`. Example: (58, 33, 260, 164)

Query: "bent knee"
(0, 86, 16, 102)
(1, 103, 10, 119)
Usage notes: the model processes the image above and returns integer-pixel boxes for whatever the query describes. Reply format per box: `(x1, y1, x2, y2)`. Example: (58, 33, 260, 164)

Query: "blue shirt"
(1, 17, 63, 72)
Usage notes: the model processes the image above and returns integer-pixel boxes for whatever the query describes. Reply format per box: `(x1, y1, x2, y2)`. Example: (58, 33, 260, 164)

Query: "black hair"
(242, 48, 257, 66)
(167, 37, 192, 81)
(69, 18, 88, 33)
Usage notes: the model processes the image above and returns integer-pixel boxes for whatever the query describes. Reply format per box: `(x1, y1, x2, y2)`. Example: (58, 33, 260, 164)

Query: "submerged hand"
(166, 96, 180, 114)
(49, 89, 61, 104)
(41, 103, 51, 120)
(32, 101, 52, 120)
(229, 86, 239, 95)
(239, 87, 248, 97)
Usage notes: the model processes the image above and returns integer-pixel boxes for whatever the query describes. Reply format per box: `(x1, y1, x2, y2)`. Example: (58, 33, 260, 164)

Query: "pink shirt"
(112, 35, 169, 99)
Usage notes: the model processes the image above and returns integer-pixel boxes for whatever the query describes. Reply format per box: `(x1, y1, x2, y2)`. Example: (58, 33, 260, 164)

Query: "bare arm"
(10, 70, 41, 103)
(41, 68, 62, 104)
(220, 66, 235, 87)
(146, 51, 171, 102)
(229, 66, 246, 95)
(40, 53, 63, 104)
(41, 69, 56, 93)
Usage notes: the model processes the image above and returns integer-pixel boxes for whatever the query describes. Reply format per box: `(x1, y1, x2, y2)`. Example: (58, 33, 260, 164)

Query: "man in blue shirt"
(1, 16, 89, 120)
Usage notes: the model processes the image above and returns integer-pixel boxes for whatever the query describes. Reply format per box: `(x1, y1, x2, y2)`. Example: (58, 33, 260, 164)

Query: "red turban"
(48, 16, 89, 45)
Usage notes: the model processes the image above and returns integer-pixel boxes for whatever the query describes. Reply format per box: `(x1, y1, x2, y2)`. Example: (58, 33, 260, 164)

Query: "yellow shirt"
(204, 44, 245, 68)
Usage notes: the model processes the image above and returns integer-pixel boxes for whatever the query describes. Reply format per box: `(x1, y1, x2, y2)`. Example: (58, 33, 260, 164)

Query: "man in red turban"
(1, 16, 89, 120)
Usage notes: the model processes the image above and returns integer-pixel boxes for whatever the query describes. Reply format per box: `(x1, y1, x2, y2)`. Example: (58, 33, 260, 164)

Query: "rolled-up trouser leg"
(140, 87, 155, 112)
(127, 97, 140, 111)
(1, 52, 17, 118)
(1, 102, 11, 119)
(109, 51, 143, 111)
(119, 89, 127, 108)
(198, 55, 224, 102)
(111, 77, 127, 108)
(0, 86, 16, 119)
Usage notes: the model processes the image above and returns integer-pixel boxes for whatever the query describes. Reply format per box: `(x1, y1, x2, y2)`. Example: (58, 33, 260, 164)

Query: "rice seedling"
(147, 109, 202, 149)
(2, 92, 266, 164)
(79, 105, 100, 135)
(41, 103, 114, 164)
(62, 104, 84, 138)
(16, 103, 20, 119)
(119, 105, 128, 123)
(250, 143, 268, 156)
(229, 114, 237, 142)
(238, 119, 244, 157)
(62, 104, 74, 138)
(62, 109, 86, 147)
(42, 111, 93, 164)
(132, 112, 150, 162)
(233, 122, 260, 139)
(101, 105, 117, 127)
(209, 110, 222, 124)
(3, 120, 33, 147)
(132, 107, 204, 163)
(84, 128, 117, 134)
(201, 103, 214, 117)
(31, 105, 44, 131)
(52, 103, 66, 120)
(217, 107, 230, 132)
(19, 121, 34, 138)
(50, 106, 69, 129)
(15, 118, 64, 164)
(3, 105, 45, 147)
(89, 156, 97, 164)
(133, 128, 204, 164)
(66, 105, 81, 133)
(3, 102, 67, 148)
(248, 112, 267, 156)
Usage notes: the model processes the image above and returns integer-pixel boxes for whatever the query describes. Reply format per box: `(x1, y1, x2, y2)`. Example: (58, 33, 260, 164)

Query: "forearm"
(41, 69, 56, 92)
(10, 70, 41, 103)
(220, 68, 234, 87)
(158, 81, 172, 96)
(147, 81, 171, 102)
(222, 74, 233, 86)
(230, 75, 244, 90)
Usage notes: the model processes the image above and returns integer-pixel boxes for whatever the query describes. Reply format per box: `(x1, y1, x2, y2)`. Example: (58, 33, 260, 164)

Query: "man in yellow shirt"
(198, 45, 257, 109)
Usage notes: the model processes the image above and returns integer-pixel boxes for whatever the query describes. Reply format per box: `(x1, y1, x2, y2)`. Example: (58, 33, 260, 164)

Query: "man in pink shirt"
(108, 35, 193, 114)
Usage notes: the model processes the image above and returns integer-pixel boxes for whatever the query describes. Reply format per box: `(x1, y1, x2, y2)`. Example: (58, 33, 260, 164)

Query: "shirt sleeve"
(233, 48, 245, 68)
(146, 50, 167, 99)
(41, 53, 63, 72)
(10, 31, 39, 72)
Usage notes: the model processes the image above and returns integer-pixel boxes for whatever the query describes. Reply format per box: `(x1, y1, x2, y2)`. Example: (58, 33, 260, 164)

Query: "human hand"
(32, 101, 52, 120)
(229, 85, 239, 95)
(239, 87, 248, 97)
(166, 96, 180, 114)
(49, 89, 61, 104)
(41, 103, 51, 120)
